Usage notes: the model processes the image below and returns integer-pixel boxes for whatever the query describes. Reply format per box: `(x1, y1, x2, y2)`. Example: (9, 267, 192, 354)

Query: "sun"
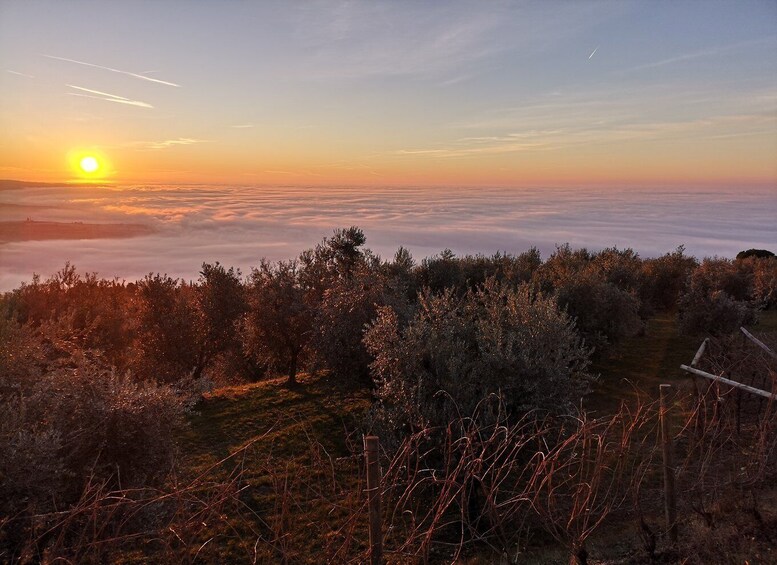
(67, 149, 112, 182)
(80, 156, 100, 174)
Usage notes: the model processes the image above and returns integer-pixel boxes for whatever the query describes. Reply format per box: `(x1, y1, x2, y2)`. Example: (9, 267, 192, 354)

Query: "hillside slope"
(165, 311, 776, 563)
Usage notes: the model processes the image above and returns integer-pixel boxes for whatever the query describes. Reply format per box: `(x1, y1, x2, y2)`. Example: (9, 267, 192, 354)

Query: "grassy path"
(589, 310, 777, 414)
(181, 372, 372, 472)
(171, 373, 373, 563)
(587, 312, 699, 413)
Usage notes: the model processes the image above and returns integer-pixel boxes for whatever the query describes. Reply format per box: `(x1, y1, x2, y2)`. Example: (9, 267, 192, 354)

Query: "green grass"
(587, 312, 700, 413)
(587, 309, 777, 413)
(165, 372, 373, 563)
(181, 372, 372, 470)
(754, 308, 777, 333)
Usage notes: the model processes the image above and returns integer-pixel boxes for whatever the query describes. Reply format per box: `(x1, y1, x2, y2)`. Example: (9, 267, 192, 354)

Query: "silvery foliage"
(364, 278, 593, 438)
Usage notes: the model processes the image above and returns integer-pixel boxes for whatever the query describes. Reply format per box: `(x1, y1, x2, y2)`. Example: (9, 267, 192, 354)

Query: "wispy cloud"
(263, 169, 324, 177)
(396, 149, 454, 156)
(6, 70, 35, 79)
(68, 93, 154, 108)
(439, 73, 477, 87)
(414, 81, 777, 158)
(230, 124, 255, 129)
(625, 37, 775, 72)
(291, 2, 624, 81)
(66, 84, 153, 108)
(294, 4, 510, 79)
(44, 54, 180, 87)
(395, 100, 777, 159)
(395, 140, 551, 158)
(134, 138, 210, 150)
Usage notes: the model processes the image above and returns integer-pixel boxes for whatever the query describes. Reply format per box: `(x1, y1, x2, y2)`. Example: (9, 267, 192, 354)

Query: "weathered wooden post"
(734, 372, 742, 436)
(659, 384, 678, 544)
(364, 435, 383, 565)
(690, 338, 709, 438)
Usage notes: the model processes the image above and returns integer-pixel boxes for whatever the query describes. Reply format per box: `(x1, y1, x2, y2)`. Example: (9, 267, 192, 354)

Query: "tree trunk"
(569, 543, 587, 565)
(287, 351, 298, 386)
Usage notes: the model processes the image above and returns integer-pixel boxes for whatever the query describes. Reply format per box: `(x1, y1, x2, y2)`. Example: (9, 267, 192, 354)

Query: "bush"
(0, 331, 184, 517)
(531, 245, 643, 352)
(679, 258, 757, 335)
(679, 288, 755, 336)
(364, 279, 592, 437)
(555, 274, 643, 352)
(590, 247, 644, 294)
(532, 244, 592, 294)
(743, 256, 777, 308)
(9, 264, 136, 370)
(641, 246, 698, 311)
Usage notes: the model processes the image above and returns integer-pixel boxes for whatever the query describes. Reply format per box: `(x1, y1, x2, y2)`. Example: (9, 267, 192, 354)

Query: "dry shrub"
(624, 332, 777, 563)
(244, 425, 369, 564)
(0, 326, 188, 559)
(675, 334, 777, 520)
(524, 400, 657, 565)
(662, 378, 777, 564)
(374, 396, 540, 563)
(8, 438, 262, 564)
(345, 395, 656, 565)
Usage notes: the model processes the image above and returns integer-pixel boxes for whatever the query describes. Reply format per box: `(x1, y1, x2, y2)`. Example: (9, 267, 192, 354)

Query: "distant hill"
(0, 179, 108, 190)
(0, 179, 60, 190)
(0, 220, 155, 243)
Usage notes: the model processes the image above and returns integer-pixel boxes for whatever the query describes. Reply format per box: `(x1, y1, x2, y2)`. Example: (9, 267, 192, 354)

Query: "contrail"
(6, 70, 35, 78)
(67, 84, 130, 100)
(588, 46, 598, 60)
(44, 54, 180, 87)
(68, 93, 154, 108)
(67, 84, 154, 108)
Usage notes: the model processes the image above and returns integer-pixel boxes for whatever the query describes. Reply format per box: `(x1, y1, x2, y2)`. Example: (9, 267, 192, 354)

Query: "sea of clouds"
(1, 183, 775, 290)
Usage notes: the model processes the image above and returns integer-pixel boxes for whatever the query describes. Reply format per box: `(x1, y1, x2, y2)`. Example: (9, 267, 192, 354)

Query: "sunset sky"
(1, 0, 776, 187)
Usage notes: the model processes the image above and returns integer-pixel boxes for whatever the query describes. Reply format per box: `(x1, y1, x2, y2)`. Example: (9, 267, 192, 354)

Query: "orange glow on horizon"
(0, 136, 773, 189)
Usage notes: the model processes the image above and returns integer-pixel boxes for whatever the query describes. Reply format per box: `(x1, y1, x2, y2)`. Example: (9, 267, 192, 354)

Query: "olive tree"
(679, 258, 757, 335)
(364, 278, 593, 435)
(641, 245, 698, 311)
(242, 260, 314, 385)
(311, 264, 409, 381)
(296, 227, 411, 381)
(194, 262, 248, 380)
(134, 274, 202, 383)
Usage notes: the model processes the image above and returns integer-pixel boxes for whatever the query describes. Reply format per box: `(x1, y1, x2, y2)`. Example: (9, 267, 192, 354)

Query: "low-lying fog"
(1, 183, 774, 290)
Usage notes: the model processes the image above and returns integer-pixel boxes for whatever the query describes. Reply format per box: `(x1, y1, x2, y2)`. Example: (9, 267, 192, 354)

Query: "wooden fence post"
(364, 435, 383, 565)
(659, 384, 678, 544)
(690, 338, 709, 438)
